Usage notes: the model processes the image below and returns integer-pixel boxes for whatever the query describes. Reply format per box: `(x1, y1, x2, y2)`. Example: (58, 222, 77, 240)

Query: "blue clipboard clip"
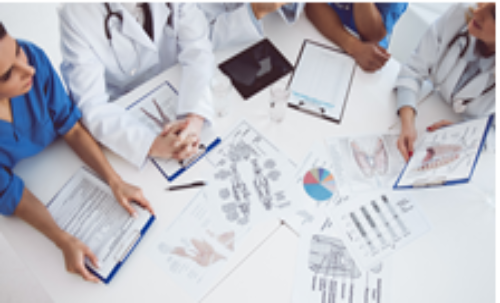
(411, 176, 447, 188)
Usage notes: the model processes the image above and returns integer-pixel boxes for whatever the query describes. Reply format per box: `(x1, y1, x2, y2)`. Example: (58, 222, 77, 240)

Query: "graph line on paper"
(381, 195, 409, 236)
(371, 200, 399, 242)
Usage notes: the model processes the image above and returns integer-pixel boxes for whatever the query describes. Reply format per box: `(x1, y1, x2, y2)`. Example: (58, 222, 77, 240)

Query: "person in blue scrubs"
(0, 23, 153, 282)
(305, 3, 408, 72)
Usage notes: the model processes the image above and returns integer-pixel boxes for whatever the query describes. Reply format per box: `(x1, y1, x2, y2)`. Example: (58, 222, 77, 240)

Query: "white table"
(0, 12, 494, 303)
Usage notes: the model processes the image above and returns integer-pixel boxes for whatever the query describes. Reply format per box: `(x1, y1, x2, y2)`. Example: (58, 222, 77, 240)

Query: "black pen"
(166, 181, 206, 191)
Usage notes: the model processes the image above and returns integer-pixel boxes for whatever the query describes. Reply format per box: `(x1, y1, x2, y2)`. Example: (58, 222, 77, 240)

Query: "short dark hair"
(0, 22, 6, 39)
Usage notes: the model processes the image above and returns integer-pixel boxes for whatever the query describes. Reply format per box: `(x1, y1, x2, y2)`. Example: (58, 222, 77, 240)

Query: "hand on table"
(351, 41, 390, 72)
(58, 233, 100, 283)
(149, 120, 190, 159)
(109, 179, 154, 217)
(171, 114, 205, 160)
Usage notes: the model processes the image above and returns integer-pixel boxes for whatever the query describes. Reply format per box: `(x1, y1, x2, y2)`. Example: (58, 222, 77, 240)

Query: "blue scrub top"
(329, 3, 408, 49)
(0, 40, 81, 216)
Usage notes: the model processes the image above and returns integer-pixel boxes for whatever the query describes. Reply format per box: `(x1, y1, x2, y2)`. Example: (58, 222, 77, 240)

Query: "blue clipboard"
(393, 114, 494, 189)
(126, 81, 221, 182)
(88, 215, 155, 284)
(46, 167, 156, 284)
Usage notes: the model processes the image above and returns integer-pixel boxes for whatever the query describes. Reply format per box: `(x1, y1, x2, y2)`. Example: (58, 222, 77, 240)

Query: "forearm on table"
(352, 3, 386, 42)
(399, 106, 416, 129)
(63, 122, 121, 186)
(305, 3, 361, 55)
(13, 188, 70, 249)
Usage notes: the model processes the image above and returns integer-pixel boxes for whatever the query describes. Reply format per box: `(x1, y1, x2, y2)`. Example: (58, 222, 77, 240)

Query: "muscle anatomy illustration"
(350, 137, 388, 178)
(413, 144, 462, 172)
(171, 238, 226, 267)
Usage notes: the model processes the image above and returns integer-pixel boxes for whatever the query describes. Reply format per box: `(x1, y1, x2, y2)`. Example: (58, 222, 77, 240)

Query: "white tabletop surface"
(0, 12, 495, 303)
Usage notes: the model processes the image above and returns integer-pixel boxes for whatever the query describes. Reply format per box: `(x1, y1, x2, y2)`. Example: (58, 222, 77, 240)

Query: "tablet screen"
(218, 39, 293, 100)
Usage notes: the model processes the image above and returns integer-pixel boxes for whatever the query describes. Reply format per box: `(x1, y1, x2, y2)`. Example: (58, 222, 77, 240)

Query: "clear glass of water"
(269, 80, 290, 123)
(210, 72, 232, 117)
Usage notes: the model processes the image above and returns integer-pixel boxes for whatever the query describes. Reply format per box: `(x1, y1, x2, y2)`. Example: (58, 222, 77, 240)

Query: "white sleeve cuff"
(396, 87, 418, 114)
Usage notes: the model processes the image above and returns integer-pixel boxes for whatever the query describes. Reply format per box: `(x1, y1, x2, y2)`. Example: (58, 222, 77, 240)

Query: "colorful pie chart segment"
(303, 168, 336, 201)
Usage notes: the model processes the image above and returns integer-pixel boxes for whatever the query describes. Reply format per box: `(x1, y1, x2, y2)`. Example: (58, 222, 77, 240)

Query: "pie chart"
(303, 168, 336, 201)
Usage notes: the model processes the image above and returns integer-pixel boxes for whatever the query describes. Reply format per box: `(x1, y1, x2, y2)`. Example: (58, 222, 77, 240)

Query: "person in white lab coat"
(59, 3, 214, 168)
(395, 3, 495, 161)
(198, 3, 304, 51)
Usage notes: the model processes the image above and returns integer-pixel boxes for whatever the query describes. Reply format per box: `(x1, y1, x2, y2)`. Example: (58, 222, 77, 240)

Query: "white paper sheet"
(127, 81, 219, 180)
(395, 116, 492, 188)
(282, 142, 348, 234)
(293, 214, 391, 303)
(331, 191, 430, 270)
(205, 121, 297, 235)
(47, 168, 152, 280)
(149, 191, 237, 300)
(327, 133, 405, 193)
(289, 41, 355, 120)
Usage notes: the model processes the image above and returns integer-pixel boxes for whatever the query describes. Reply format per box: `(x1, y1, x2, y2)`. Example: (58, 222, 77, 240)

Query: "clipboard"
(218, 39, 293, 100)
(126, 81, 221, 182)
(393, 115, 494, 189)
(46, 167, 155, 284)
(91, 215, 155, 284)
(287, 40, 356, 123)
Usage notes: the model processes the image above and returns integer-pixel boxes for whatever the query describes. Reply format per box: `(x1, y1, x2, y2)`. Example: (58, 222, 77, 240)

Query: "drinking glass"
(210, 72, 232, 117)
(269, 80, 290, 123)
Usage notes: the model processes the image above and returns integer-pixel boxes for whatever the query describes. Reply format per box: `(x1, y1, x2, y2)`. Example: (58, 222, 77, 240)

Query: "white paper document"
(149, 191, 237, 300)
(205, 120, 297, 235)
(331, 191, 430, 270)
(395, 115, 493, 188)
(47, 168, 153, 283)
(328, 133, 405, 193)
(126, 81, 220, 181)
(282, 142, 347, 234)
(293, 214, 391, 303)
(289, 40, 356, 122)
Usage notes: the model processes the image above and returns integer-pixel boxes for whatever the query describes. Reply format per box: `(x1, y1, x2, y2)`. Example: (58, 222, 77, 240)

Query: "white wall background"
(0, 3, 62, 71)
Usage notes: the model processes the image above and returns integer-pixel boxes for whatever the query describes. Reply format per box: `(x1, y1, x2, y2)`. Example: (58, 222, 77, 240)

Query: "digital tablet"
(218, 39, 293, 100)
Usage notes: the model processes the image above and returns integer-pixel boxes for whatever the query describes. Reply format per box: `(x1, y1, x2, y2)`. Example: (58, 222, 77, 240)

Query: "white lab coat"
(59, 3, 214, 168)
(395, 3, 495, 120)
(198, 3, 304, 51)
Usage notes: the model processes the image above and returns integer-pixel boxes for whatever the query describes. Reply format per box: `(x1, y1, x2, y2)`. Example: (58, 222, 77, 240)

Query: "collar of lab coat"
(150, 3, 172, 39)
(453, 36, 495, 100)
(110, 3, 169, 51)
(465, 36, 495, 72)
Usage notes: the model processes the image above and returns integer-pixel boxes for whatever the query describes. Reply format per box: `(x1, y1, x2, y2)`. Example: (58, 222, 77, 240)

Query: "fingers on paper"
(132, 189, 155, 215)
(427, 120, 453, 132)
(397, 135, 413, 162)
(71, 248, 100, 283)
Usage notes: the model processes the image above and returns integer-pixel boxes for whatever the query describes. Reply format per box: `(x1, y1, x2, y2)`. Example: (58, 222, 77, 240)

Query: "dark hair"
(0, 22, 6, 39)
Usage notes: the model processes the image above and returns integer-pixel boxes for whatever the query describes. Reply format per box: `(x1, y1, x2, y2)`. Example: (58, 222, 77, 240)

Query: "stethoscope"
(104, 3, 142, 76)
(443, 29, 495, 113)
